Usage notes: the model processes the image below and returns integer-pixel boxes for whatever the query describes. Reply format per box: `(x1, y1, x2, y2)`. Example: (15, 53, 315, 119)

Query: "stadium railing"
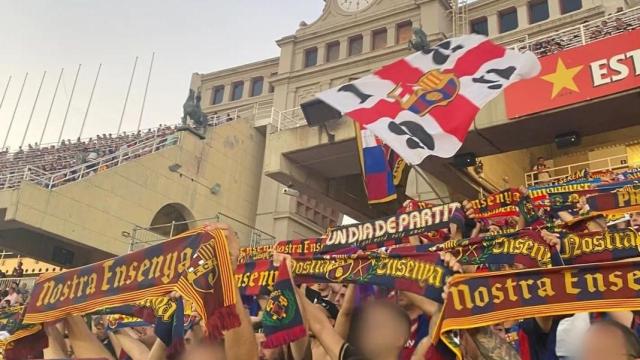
(128, 212, 275, 252)
(0, 131, 180, 191)
(0, 277, 38, 292)
(524, 154, 630, 186)
(507, 6, 640, 56)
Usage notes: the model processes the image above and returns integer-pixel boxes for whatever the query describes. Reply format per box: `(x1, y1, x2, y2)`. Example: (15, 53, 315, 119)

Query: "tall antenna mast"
(57, 64, 81, 144)
(137, 52, 155, 132)
(21, 71, 47, 148)
(40, 68, 64, 144)
(2, 73, 28, 150)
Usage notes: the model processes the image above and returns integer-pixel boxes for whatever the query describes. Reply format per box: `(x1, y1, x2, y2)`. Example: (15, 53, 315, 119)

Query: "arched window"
(150, 203, 195, 237)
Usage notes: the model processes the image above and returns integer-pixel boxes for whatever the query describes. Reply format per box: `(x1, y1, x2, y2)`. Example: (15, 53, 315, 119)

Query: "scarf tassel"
(261, 324, 307, 349)
(206, 304, 241, 339)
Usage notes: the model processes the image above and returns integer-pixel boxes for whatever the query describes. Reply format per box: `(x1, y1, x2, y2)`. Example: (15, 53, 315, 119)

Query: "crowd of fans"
(523, 7, 640, 57)
(4, 166, 639, 359)
(1, 8, 640, 358)
(0, 125, 178, 189)
(0, 261, 29, 309)
(0, 281, 29, 309)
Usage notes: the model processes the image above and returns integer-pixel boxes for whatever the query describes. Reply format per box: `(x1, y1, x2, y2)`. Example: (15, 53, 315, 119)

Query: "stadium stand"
(0, 125, 179, 190)
(514, 6, 640, 56)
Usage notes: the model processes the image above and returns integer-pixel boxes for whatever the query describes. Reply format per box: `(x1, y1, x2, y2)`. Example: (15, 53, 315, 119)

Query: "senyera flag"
(302, 34, 541, 165)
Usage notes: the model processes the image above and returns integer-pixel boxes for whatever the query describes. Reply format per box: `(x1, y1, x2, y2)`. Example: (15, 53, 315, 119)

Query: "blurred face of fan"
(179, 342, 226, 360)
(580, 324, 638, 360)
(356, 303, 409, 357)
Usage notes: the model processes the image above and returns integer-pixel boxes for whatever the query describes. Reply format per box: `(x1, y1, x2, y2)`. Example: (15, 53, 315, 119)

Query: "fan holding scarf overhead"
(23, 225, 241, 339)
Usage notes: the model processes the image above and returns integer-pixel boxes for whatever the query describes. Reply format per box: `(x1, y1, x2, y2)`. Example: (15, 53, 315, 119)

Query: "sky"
(0, 0, 325, 150)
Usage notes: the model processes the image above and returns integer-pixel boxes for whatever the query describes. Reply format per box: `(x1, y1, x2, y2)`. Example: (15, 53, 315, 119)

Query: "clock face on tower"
(336, 0, 372, 13)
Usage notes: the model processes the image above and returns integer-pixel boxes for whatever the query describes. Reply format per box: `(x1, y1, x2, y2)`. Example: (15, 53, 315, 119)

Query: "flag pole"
(2, 72, 29, 150)
(57, 64, 81, 144)
(20, 71, 47, 148)
(409, 164, 447, 204)
(137, 52, 155, 132)
(117, 56, 138, 135)
(0, 75, 12, 114)
(79, 63, 102, 139)
(40, 68, 64, 145)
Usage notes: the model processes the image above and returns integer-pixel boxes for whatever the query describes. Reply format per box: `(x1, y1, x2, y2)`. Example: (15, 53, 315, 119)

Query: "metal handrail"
(0, 277, 38, 291)
(47, 133, 177, 189)
(206, 100, 267, 127)
(525, 154, 629, 186)
(0, 130, 169, 176)
(272, 106, 307, 133)
(2, 124, 176, 154)
(253, 100, 275, 124)
(0, 131, 179, 190)
(129, 213, 275, 252)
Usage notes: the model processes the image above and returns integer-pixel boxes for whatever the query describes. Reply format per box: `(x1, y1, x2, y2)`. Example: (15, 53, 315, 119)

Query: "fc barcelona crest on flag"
(388, 69, 460, 116)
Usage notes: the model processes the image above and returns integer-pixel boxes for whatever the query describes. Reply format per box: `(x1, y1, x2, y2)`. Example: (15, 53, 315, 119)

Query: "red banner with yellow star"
(505, 28, 640, 119)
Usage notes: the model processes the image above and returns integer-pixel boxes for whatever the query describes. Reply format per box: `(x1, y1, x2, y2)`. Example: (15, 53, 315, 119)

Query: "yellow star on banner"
(541, 58, 583, 99)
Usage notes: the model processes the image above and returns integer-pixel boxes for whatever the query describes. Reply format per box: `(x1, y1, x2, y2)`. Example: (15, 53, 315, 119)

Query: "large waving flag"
(302, 35, 541, 165)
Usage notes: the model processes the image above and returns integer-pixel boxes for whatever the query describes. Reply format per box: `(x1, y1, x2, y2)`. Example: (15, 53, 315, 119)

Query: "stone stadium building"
(1, 0, 639, 275)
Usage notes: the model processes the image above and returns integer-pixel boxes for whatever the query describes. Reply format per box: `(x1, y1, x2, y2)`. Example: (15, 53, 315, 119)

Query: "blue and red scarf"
(293, 246, 452, 303)
(434, 229, 562, 268)
(436, 259, 640, 359)
(24, 228, 240, 339)
(587, 187, 640, 215)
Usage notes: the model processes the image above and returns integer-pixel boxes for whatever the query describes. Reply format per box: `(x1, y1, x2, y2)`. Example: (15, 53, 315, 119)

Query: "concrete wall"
(479, 148, 534, 188)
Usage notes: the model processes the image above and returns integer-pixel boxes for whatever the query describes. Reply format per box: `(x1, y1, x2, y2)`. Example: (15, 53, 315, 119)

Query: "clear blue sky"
(0, 0, 325, 149)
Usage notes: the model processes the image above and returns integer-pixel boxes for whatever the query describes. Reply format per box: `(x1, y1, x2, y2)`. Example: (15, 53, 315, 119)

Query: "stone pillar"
(243, 79, 250, 98)
(388, 25, 397, 46)
(362, 31, 372, 53)
(417, 0, 451, 36)
(517, 5, 528, 29)
(276, 36, 296, 75)
(317, 44, 326, 66)
(548, 0, 561, 18)
(223, 83, 232, 102)
(339, 37, 348, 58)
(487, 13, 499, 36)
